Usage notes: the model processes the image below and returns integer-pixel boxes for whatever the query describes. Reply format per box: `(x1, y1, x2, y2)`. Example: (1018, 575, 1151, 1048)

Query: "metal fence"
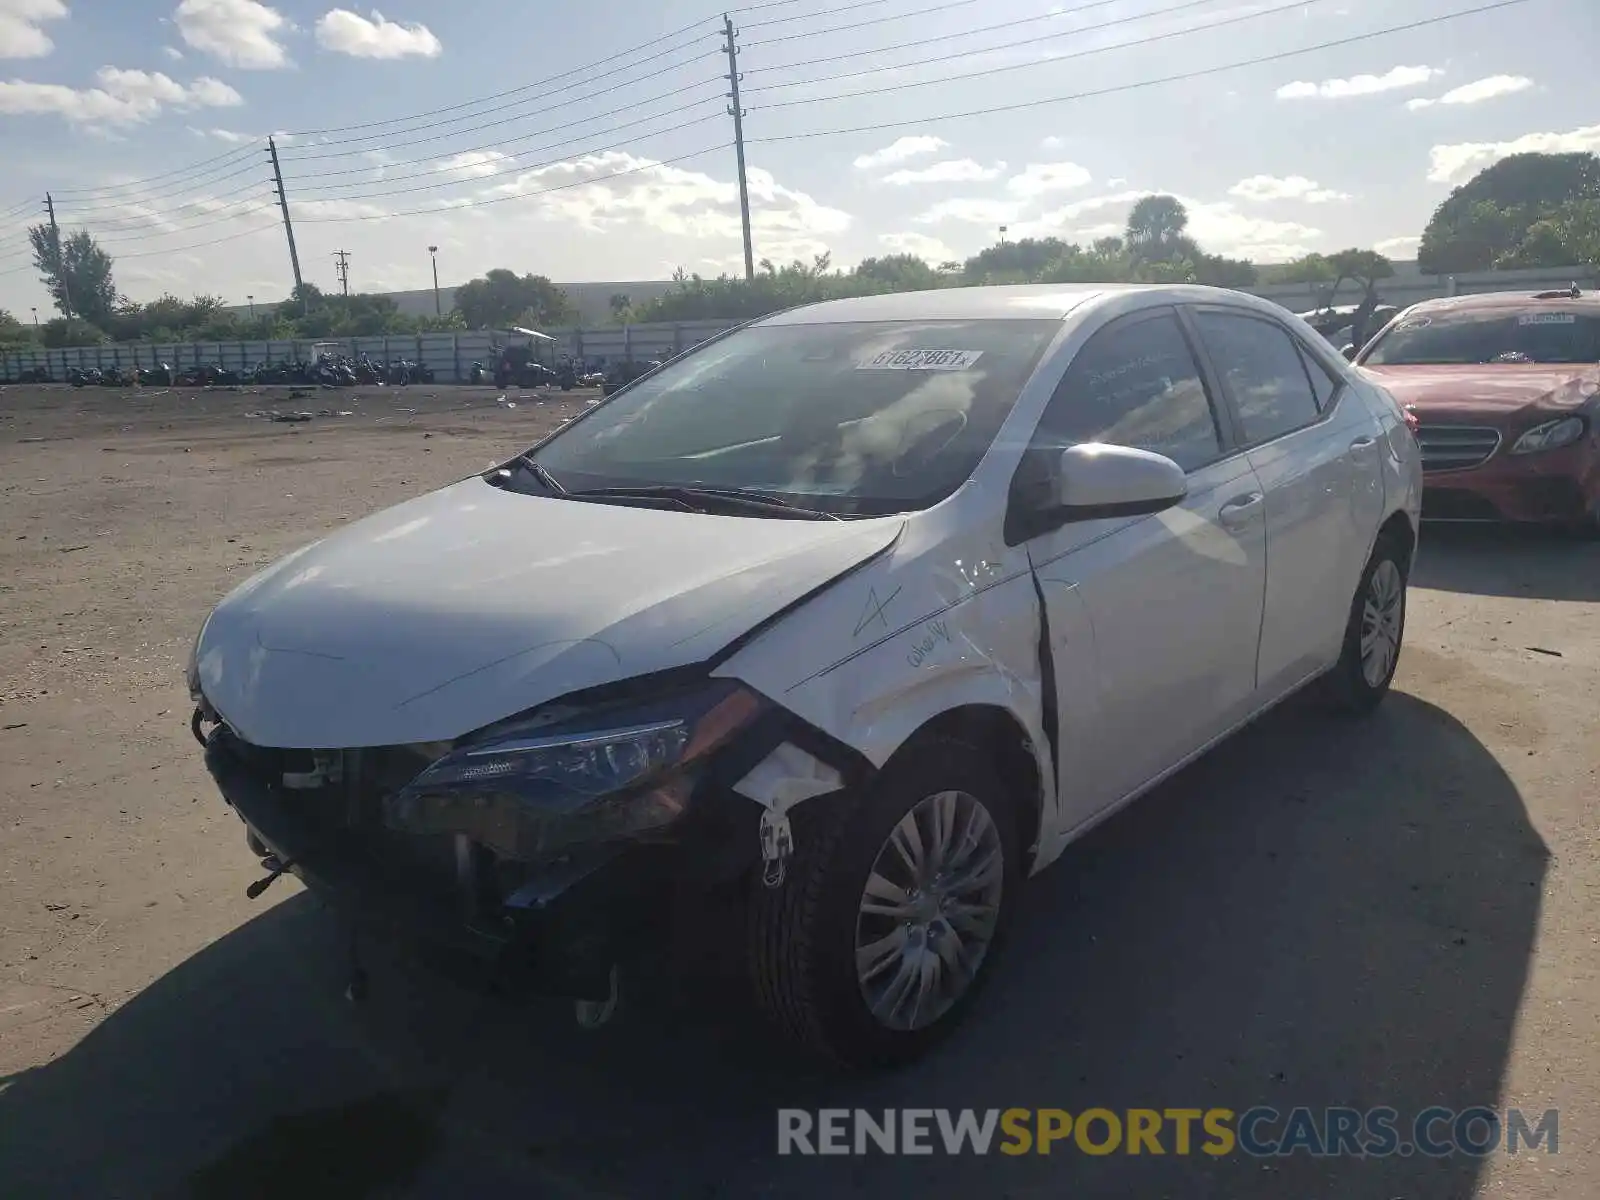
(0, 320, 738, 383)
(6, 264, 1597, 383)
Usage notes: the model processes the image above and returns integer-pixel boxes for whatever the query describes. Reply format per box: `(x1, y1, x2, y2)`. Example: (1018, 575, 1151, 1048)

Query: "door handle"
(1218, 492, 1263, 528)
(1349, 436, 1376, 451)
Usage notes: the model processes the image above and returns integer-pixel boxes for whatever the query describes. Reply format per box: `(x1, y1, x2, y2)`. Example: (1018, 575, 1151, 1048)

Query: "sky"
(0, 0, 1596, 315)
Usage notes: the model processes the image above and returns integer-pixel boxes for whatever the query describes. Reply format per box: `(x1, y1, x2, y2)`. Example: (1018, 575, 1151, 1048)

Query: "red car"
(1356, 287, 1600, 536)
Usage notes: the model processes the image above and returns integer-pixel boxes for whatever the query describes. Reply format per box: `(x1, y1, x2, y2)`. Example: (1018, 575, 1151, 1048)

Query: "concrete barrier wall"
(6, 265, 1597, 382)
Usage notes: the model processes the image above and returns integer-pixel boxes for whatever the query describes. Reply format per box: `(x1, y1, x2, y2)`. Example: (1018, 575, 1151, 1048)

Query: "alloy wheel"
(853, 790, 1005, 1032)
(1360, 558, 1404, 687)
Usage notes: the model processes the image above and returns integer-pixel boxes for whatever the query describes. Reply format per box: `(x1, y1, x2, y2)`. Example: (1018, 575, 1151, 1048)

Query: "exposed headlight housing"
(1510, 415, 1586, 455)
(383, 680, 765, 862)
(186, 625, 205, 704)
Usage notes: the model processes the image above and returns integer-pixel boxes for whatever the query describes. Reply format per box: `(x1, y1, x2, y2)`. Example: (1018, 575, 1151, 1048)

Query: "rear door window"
(1194, 312, 1322, 444)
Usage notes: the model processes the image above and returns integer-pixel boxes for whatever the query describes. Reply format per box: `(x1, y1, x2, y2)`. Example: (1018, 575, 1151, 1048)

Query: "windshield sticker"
(1519, 312, 1576, 326)
(857, 349, 984, 371)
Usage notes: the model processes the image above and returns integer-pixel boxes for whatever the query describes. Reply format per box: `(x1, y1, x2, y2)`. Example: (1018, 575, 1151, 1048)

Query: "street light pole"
(428, 246, 441, 316)
(247, 295, 255, 320)
(31, 307, 38, 327)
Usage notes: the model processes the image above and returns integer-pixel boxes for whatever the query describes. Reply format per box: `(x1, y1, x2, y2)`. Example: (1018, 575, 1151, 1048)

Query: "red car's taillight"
(1402, 404, 1420, 435)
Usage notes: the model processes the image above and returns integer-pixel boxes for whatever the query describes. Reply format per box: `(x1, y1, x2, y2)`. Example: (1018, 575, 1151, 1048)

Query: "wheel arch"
(880, 704, 1046, 872)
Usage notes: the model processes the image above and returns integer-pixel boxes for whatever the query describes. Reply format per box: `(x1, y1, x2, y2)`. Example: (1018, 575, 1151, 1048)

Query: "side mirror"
(1055, 443, 1187, 520)
(1341, 344, 1358, 361)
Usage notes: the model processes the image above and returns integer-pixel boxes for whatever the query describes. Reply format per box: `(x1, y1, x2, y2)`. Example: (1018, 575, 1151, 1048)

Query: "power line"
(284, 20, 720, 138)
(50, 154, 268, 215)
(744, 0, 1173, 77)
(746, 0, 1329, 105)
(284, 55, 722, 163)
(738, 0, 894, 29)
(291, 116, 723, 216)
(276, 0, 862, 139)
(45, 142, 263, 200)
(290, 87, 724, 190)
(114, 222, 279, 261)
(91, 205, 278, 247)
(295, 142, 732, 224)
(292, 103, 723, 199)
(750, 0, 1539, 140)
(742, 0, 983, 46)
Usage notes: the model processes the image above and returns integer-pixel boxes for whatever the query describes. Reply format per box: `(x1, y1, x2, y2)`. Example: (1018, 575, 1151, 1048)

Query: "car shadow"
(0, 692, 1546, 1199)
(1412, 522, 1600, 601)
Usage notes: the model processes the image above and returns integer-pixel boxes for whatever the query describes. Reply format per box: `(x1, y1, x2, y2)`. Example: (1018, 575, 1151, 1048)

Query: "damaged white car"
(190, 284, 1422, 1067)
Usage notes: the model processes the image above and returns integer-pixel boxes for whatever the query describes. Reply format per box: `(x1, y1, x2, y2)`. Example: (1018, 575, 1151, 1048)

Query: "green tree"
(851, 254, 946, 292)
(608, 292, 632, 322)
(454, 269, 574, 329)
(1125, 194, 1191, 263)
(1418, 151, 1600, 273)
(29, 226, 119, 326)
(1326, 248, 1395, 305)
(0, 309, 38, 346)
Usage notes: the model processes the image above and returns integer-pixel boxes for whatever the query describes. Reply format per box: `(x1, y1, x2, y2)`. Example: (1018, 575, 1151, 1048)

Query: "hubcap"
(1360, 558, 1404, 687)
(854, 790, 1004, 1032)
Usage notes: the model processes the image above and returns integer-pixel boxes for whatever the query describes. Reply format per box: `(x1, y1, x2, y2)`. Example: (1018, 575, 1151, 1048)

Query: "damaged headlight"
(186, 625, 204, 704)
(384, 680, 765, 862)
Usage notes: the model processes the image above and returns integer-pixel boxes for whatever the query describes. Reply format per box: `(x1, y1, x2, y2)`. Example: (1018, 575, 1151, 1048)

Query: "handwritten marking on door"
(907, 619, 952, 668)
(853, 585, 902, 637)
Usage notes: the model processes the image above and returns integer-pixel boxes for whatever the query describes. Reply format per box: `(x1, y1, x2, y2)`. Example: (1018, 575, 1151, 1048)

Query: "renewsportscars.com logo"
(776, 1107, 1561, 1158)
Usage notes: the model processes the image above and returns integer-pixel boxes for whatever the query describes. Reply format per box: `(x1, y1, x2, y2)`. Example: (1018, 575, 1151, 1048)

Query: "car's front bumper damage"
(199, 698, 874, 1003)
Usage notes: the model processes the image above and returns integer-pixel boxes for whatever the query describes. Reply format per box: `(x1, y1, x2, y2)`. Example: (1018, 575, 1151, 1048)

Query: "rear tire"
(1322, 532, 1409, 714)
(748, 741, 1021, 1069)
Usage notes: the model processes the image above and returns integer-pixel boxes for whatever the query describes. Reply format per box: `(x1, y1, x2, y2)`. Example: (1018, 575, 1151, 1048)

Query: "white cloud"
(1021, 191, 1321, 259)
(315, 8, 441, 59)
(913, 197, 1022, 226)
(1229, 174, 1350, 203)
(853, 135, 946, 170)
(1031, 189, 1147, 224)
(175, 0, 290, 69)
(1374, 235, 1421, 257)
(1006, 161, 1092, 198)
(878, 231, 958, 261)
(0, 0, 66, 59)
(194, 125, 287, 142)
(881, 159, 1003, 186)
(1406, 74, 1532, 111)
(162, 45, 184, 60)
(482, 150, 850, 265)
(0, 66, 243, 124)
(1040, 135, 1065, 150)
(1106, 176, 1127, 187)
(1182, 200, 1321, 259)
(1428, 123, 1600, 184)
(1276, 65, 1441, 100)
(434, 149, 510, 179)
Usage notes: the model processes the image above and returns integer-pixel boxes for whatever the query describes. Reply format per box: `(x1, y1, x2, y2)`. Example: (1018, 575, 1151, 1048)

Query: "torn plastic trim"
(703, 702, 878, 888)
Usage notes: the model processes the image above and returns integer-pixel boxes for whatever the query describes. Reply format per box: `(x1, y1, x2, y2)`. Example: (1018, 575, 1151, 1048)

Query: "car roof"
(754, 282, 1286, 326)
(1404, 289, 1600, 316)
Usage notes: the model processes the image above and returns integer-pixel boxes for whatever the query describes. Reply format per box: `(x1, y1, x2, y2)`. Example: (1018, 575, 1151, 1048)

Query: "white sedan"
(189, 284, 1423, 1067)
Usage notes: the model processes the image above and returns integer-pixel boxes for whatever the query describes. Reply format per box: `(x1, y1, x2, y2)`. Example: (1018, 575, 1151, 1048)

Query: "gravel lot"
(0, 383, 1595, 1199)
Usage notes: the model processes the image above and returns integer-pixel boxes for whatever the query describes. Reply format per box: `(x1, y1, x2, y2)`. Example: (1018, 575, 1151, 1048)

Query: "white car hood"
(196, 476, 903, 748)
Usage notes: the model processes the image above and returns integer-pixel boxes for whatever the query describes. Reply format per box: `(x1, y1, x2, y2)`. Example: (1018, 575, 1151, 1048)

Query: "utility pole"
(333, 249, 351, 296)
(44, 193, 72, 317)
(428, 245, 441, 315)
(722, 15, 754, 282)
(266, 136, 305, 312)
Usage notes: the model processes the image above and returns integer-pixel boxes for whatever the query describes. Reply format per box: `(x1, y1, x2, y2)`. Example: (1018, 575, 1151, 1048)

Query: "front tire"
(1322, 532, 1409, 714)
(749, 742, 1021, 1068)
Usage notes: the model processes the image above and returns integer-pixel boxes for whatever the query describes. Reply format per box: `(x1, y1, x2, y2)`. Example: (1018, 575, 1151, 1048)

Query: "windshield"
(526, 318, 1060, 516)
(1361, 308, 1600, 366)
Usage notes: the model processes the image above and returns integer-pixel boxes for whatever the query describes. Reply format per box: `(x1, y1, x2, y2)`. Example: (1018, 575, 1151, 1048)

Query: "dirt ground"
(0, 383, 1595, 1199)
